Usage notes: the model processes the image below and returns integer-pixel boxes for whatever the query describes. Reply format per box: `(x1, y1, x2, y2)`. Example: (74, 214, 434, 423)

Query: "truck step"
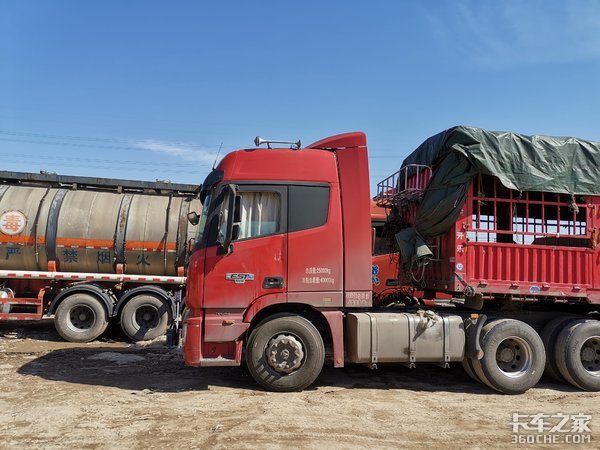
(198, 356, 240, 367)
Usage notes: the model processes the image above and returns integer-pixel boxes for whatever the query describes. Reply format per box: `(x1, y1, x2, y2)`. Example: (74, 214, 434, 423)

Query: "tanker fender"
(115, 285, 176, 321)
(48, 284, 117, 317)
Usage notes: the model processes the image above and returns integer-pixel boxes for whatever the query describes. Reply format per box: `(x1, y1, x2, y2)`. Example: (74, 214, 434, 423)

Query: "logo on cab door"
(225, 273, 255, 284)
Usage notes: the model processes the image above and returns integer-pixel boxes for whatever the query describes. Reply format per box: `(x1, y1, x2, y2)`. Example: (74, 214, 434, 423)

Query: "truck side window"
(373, 223, 392, 256)
(233, 192, 281, 240)
(288, 185, 329, 232)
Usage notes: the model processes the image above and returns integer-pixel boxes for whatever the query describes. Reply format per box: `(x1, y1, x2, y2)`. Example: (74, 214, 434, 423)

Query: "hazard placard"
(0, 210, 27, 235)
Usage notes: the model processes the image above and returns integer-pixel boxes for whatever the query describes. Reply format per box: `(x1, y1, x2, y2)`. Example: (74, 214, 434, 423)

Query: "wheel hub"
(498, 347, 515, 363)
(496, 336, 533, 377)
(135, 306, 159, 329)
(580, 336, 600, 374)
(69, 305, 95, 330)
(266, 334, 304, 374)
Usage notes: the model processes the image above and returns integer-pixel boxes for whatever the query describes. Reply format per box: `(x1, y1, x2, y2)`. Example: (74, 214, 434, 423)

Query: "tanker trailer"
(0, 170, 201, 342)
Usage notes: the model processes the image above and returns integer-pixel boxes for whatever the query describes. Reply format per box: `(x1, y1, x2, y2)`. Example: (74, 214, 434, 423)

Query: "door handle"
(263, 276, 284, 289)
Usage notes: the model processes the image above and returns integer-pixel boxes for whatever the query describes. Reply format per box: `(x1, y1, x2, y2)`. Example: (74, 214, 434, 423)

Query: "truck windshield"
(194, 191, 212, 247)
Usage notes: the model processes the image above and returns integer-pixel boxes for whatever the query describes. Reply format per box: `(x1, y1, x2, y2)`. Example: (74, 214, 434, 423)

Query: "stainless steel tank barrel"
(0, 171, 201, 276)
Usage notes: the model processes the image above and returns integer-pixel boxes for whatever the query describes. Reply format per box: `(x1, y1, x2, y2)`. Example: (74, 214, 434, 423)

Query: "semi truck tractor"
(0, 170, 200, 342)
(182, 128, 600, 394)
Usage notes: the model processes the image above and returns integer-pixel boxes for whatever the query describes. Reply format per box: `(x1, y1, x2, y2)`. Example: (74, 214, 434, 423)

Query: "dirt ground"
(0, 321, 599, 449)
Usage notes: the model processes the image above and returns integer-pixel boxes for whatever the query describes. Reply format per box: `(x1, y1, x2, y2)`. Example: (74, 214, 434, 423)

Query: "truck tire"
(555, 319, 600, 391)
(246, 313, 325, 392)
(540, 316, 578, 382)
(120, 294, 170, 341)
(469, 319, 511, 390)
(471, 319, 545, 394)
(54, 293, 109, 342)
(461, 357, 481, 383)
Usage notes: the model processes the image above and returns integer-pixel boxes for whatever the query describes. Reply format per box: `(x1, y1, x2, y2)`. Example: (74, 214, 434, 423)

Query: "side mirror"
(232, 223, 240, 241)
(219, 185, 237, 254)
(187, 211, 200, 225)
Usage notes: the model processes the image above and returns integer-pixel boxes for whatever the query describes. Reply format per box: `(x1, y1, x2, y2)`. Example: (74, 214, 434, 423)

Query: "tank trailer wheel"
(120, 294, 170, 342)
(555, 319, 600, 391)
(471, 319, 545, 394)
(246, 314, 325, 392)
(54, 293, 109, 343)
(540, 316, 579, 382)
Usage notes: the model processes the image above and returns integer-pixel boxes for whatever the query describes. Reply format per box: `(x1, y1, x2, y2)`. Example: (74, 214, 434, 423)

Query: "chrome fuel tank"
(346, 311, 465, 364)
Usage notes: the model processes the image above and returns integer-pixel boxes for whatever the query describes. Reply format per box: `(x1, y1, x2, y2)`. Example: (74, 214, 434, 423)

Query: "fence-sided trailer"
(0, 170, 201, 342)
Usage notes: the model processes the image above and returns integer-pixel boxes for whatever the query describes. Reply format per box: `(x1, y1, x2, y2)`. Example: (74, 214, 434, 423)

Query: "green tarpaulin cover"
(395, 126, 600, 267)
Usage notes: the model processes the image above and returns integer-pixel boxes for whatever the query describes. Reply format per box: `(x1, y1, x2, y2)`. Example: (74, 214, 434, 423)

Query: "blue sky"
(2, 1, 600, 193)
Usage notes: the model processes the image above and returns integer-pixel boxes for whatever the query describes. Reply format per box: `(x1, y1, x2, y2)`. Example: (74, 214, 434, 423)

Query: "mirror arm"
(222, 184, 237, 253)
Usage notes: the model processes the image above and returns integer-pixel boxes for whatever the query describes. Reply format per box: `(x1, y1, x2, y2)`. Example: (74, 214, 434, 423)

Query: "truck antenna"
(212, 142, 223, 170)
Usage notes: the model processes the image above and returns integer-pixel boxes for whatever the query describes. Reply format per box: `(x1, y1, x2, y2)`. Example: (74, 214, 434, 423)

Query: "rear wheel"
(54, 293, 109, 342)
(540, 316, 578, 382)
(471, 319, 545, 394)
(120, 294, 170, 341)
(555, 319, 600, 391)
(461, 357, 480, 383)
(246, 314, 325, 392)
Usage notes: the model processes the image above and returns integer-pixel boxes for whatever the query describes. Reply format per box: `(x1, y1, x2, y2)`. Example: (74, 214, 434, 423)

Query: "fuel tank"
(0, 171, 201, 276)
(346, 311, 465, 364)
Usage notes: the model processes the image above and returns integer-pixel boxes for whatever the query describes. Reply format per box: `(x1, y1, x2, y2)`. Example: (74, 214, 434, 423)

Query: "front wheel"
(246, 314, 325, 392)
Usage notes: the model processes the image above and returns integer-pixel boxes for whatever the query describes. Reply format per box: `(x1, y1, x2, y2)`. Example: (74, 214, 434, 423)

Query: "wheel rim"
(495, 336, 533, 377)
(69, 305, 96, 330)
(580, 335, 600, 376)
(265, 333, 305, 374)
(135, 305, 160, 329)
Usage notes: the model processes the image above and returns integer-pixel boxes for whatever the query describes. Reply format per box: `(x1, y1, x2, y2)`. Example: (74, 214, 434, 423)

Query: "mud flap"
(166, 291, 183, 348)
(464, 314, 487, 360)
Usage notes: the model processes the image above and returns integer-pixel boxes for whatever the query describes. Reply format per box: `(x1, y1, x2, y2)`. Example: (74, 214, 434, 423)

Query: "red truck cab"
(183, 132, 373, 389)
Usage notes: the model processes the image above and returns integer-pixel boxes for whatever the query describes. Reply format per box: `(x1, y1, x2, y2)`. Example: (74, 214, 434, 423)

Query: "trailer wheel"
(246, 314, 325, 392)
(555, 319, 600, 391)
(540, 316, 578, 382)
(471, 319, 545, 394)
(120, 294, 170, 341)
(54, 293, 109, 343)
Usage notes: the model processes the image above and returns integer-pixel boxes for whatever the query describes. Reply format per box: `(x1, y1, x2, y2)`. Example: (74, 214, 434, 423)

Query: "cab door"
(203, 184, 287, 310)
